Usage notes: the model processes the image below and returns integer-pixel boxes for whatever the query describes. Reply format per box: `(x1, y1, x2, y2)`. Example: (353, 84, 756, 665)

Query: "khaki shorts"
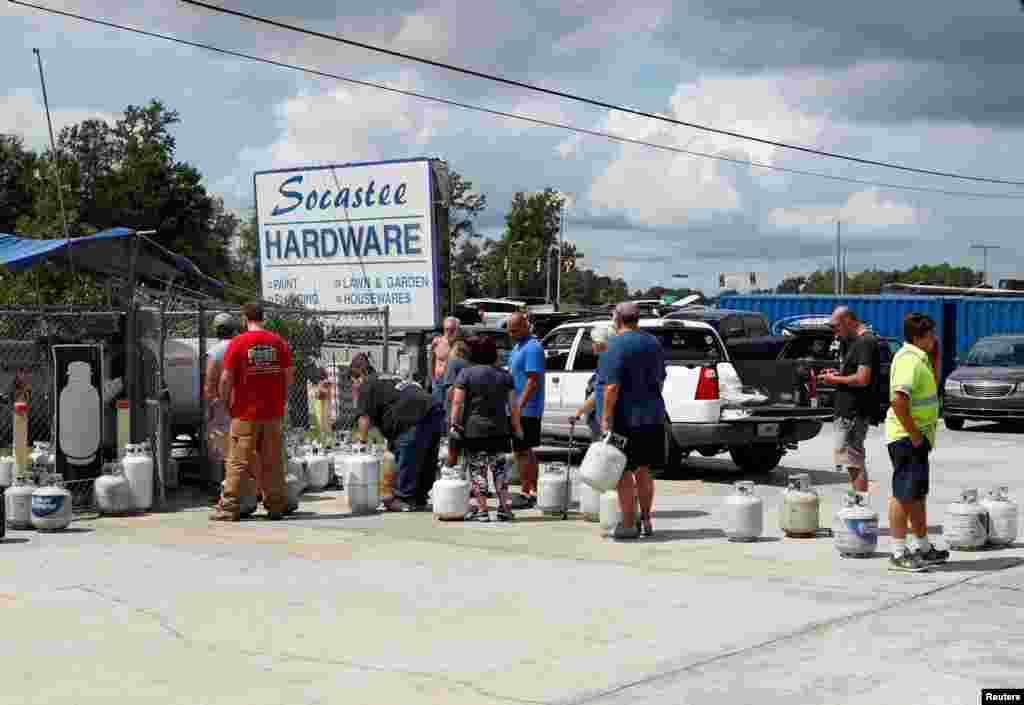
(833, 416, 869, 470)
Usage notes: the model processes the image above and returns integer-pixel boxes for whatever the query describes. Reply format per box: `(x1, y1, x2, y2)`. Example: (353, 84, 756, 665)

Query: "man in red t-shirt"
(210, 302, 294, 521)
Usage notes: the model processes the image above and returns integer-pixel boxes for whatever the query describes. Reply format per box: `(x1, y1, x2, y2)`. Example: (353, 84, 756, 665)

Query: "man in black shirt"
(819, 307, 881, 493)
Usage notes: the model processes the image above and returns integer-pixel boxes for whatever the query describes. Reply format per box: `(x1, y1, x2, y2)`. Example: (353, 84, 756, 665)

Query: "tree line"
(776, 263, 982, 295)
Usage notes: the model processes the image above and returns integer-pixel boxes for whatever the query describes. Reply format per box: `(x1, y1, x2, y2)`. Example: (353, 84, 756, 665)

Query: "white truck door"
(539, 328, 579, 439)
(562, 327, 599, 441)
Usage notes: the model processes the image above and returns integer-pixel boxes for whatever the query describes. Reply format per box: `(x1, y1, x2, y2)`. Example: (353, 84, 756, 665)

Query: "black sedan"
(943, 335, 1024, 430)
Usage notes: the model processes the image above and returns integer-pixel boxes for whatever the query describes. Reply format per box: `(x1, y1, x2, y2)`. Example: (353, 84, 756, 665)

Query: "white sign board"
(254, 159, 439, 329)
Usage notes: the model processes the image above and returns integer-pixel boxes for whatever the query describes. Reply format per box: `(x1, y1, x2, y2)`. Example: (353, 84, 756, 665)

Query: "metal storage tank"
(718, 294, 957, 375)
(954, 298, 1024, 361)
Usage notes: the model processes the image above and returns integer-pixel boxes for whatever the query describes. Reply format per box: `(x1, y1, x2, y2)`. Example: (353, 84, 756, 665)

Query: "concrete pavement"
(1, 419, 1023, 704)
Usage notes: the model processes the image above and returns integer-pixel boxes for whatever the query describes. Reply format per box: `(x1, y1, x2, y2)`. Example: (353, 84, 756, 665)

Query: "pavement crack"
(77, 585, 187, 642)
(565, 572, 985, 705)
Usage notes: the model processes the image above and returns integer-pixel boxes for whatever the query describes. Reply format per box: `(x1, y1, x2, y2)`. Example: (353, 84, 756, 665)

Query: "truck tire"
(661, 425, 688, 478)
(944, 417, 965, 431)
(729, 445, 784, 473)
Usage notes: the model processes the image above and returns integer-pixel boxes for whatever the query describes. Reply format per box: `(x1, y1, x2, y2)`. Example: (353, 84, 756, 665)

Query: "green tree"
(437, 163, 486, 314)
(0, 135, 39, 234)
(501, 189, 564, 298)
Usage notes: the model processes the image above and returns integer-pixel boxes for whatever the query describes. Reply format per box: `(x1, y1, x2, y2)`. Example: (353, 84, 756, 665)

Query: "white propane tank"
(94, 462, 134, 515)
(781, 473, 820, 538)
(5, 473, 36, 529)
(122, 444, 154, 512)
(30, 442, 52, 484)
(834, 492, 879, 557)
(981, 486, 1019, 547)
(304, 446, 331, 492)
(432, 466, 470, 520)
(579, 437, 627, 493)
(0, 455, 14, 489)
(330, 445, 353, 488)
(343, 450, 380, 515)
(945, 489, 990, 551)
(598, 491, 622, 536)
(578, 482, 601, 522)
(725, 481, 763, 542)
(31, 474, 73, 532)
(537, 463, 570, 515)
(285, 470, 303, 513)
(288, 456, 308, 494)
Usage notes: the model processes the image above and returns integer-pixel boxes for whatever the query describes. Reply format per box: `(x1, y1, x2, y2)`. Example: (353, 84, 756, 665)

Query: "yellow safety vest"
(885, 343, 939, 446)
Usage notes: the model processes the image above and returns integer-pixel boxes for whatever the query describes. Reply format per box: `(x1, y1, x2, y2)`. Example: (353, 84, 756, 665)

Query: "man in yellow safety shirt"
(885, 313, 950, 572)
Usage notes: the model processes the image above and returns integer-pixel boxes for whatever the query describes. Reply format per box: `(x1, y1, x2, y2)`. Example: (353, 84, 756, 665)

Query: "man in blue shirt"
(601, 302, 666, 540)
(508, 312, 545, 506)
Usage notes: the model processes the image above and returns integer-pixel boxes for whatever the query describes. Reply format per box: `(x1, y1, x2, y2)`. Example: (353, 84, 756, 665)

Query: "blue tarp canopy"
(0, 227, 224, 299)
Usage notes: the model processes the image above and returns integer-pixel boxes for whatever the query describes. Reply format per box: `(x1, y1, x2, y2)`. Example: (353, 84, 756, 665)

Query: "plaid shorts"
(833, 416, 869, 470)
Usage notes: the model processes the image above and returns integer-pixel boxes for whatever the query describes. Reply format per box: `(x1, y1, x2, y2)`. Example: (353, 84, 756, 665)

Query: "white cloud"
(768, 189, 926, 229)
(0, 93, 116, 150)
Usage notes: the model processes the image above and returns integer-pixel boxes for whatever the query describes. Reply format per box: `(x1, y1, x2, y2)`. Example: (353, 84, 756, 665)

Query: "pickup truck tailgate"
(729, 359, 816, 406)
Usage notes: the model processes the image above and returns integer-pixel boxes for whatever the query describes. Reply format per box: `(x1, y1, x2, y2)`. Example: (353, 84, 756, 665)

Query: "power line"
(180, 0, 1024, 188)
(11, 1, 1024, 201)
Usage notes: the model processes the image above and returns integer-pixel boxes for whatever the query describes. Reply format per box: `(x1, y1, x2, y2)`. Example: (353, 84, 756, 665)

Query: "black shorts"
(512, 416, 542, 451)
(888, 437, 931, 501)
(620, 424, 665, 471)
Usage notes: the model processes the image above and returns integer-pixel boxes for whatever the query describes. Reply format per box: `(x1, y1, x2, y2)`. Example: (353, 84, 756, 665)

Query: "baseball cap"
(213, 313, 234, 329)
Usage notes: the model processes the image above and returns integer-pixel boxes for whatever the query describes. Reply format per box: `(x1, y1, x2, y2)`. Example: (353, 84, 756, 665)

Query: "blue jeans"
(393, 403, 445, 505)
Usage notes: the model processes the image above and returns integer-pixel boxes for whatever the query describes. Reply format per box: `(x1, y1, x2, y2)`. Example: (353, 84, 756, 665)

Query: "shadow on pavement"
(639, 528, 726, 543)
(52, 527, 94, 534)
(680, 458, 851, 487)
(956, 421, 1024, 435)
(651, 509, 710, 519)
(0, 537, 30, 544)
(930, 556, 1024, 573)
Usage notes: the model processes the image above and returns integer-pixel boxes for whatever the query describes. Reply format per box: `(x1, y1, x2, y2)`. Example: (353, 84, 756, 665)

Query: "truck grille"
(962, 383, 1014, 399)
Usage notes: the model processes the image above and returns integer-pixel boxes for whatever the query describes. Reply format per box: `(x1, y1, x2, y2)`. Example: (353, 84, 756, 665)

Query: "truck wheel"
(661, 426, 688, 478)
(944, 417, 965, 431)
(729, 445, 784, 473)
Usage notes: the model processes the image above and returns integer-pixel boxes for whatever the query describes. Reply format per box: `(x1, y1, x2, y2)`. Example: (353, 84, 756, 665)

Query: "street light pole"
(33, 48, 70, 244)
(970, 244, 1001, 287)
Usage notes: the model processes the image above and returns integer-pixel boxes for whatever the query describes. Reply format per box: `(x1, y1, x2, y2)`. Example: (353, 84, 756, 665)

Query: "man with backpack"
(819, 306, 882, 493)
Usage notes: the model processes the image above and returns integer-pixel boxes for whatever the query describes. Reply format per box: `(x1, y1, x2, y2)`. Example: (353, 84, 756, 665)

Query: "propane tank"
(94, 462, 134, 515)
(599, 491, 622, 536)
(0, 455, 14, 489)
(833, 492, 879, 557)
(945, 489, 990, 551)
(432, 465, 470, 520)
(29, 442, 52, 484)
(579, 436, 627, 492)
(304, 445, 331, 492)
(981, 486, 1019, 547)
(31, 473, 73, 532)
(288, 455, 308, 495)
(343, 449, 380, 515)
(122, 444, 154, 512)
(5, 472, 35, 529)
(285, 469, 303, 513)
(577, 482, 601, 522)
(537, 463, 570, 515)
(438, 437, 449, 465)
(725, 481, 764, 542)
(781, 473, 820, 538)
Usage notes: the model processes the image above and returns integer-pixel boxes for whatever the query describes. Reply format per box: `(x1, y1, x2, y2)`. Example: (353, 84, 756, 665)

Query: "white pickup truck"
(538, 318, 831, 473)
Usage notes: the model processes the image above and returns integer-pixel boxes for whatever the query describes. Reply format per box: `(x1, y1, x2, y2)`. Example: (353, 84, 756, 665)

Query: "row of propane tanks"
(725, 475, 1019, 555)
(1, 442, 159, 534)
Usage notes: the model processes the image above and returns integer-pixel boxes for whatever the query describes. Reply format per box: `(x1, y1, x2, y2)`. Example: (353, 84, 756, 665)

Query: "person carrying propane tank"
(349, 353, 444, 512)
(571, 323, 616, 438)
(448, 336, 520, 522)
(885, 313, 950, 572)
(600, 303, 666, 540)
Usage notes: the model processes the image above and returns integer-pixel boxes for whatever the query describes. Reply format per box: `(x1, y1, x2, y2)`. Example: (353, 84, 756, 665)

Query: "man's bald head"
(830, 306, 859, 338)
(508, 312, 530, 340)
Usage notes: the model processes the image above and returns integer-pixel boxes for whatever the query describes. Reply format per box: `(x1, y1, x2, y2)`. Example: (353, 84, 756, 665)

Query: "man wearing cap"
(205, 313, 236, 496)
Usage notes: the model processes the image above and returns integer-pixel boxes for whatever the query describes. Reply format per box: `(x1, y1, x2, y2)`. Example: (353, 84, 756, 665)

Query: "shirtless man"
(430, 316, 460, 401)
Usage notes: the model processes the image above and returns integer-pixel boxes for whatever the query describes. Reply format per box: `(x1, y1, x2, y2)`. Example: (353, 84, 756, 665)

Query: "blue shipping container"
(718, 294, 956, 374)
(954, 298, 1024, 361)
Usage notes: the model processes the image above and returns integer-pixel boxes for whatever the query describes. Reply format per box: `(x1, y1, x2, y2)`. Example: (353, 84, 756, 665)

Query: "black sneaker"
(918, 546, 950, 566)
(889, 552, 927, 572)
(496, 508, 515, 522)
(612, 522, 640, 541)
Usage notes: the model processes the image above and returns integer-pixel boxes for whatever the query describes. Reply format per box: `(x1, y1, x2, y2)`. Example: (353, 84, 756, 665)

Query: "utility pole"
(835, 219, 842, 295)
(33, 48, 70, 243)
(970, 244, 1001, 287)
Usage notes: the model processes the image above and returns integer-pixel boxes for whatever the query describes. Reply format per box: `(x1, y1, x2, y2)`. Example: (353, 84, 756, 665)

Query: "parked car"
(663, 307, 771, 343)
(539, 318, 830, 473)
(943, 335, 1024, 429)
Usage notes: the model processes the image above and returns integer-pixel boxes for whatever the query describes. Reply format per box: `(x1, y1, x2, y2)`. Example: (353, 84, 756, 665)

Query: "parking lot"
(2, 419, 1023, 705)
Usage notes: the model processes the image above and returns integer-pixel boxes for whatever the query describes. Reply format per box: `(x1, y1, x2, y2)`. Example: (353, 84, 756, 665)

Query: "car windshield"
(965, 341, 1024, 367)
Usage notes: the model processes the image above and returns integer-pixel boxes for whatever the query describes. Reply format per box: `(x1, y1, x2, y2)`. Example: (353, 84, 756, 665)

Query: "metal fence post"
(197, 304, 208, 486)
(382, 306, 390, 374)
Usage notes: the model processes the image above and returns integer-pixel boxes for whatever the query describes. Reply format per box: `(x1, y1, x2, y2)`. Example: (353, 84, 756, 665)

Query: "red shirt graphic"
(223, 329, 293, 421)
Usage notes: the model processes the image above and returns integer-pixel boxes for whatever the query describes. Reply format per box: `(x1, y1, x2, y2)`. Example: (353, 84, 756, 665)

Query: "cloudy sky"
(4, 0, 1024, 292)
